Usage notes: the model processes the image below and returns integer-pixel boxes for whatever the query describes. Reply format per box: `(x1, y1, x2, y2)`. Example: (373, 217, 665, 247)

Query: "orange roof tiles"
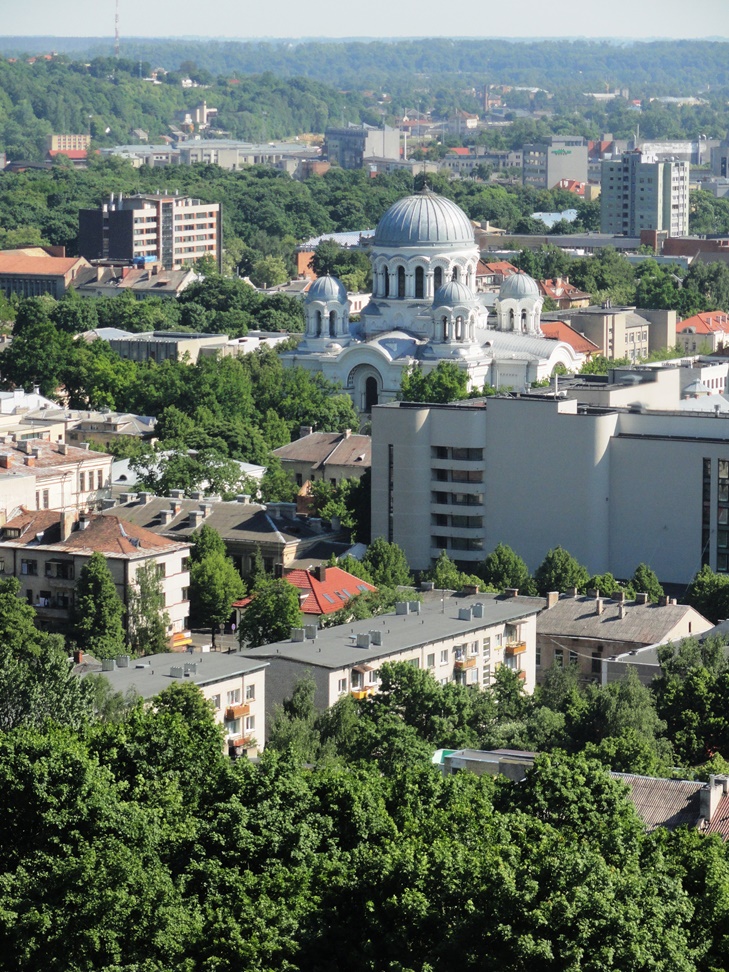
(476, 260, 519, 276)
(0, 252, 86, 276)
(677, 311, 729, 335)
(538, 278, 591, 301)
(541, 320, 601, 354)
(234, 566, 376, 616)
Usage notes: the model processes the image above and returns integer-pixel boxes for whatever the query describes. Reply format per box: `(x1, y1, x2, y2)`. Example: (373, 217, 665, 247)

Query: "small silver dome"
(433, 280, 476, 308)
(306, 275, 348, 303)
(498, 272, 540, 300)
(374, 188, 475, 248)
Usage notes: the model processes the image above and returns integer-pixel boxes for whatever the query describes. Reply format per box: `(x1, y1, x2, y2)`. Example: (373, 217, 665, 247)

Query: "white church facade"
(281, 187, 585, 413)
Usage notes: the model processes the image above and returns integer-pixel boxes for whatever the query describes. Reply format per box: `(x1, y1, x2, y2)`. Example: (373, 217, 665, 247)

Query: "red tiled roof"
(538, 278, 591, 301)
(540, 320, 601, 354)
(677, 311, 729, 336)
(1, 509, 178, 556)
(283, 566, 376, 614)
(476, 260, 519, 276)
(48, 149, 88, 160)
(234, 566, 376, 616)
(448, 147, 472, 156)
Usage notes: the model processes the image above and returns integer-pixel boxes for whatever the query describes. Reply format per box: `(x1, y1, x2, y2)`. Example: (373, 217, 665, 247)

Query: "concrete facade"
(371, 396, 729, 585)
(600, 152, 689, 237)
(87, 650, 268, 756)
(245, 591, 542, 736)
(522, 137, 588, 190)
(79, 192, 222, 270)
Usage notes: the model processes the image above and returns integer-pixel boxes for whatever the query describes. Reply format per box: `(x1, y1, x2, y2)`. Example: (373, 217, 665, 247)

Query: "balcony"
(505, 641, 527, 656)
(454, 656, 477, 670)
(351, 686, 375, 701)
(227, 734, 254, 757)
(225, 703, 250, 721)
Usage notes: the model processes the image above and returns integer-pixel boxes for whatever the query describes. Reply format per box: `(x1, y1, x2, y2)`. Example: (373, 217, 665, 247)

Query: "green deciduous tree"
(478, 542, 533, 592)
(73, 552, 126, 659)
(399, 360, 469, 403)
(190, 550, 245, 649)
(127, 560, 170, 656)
(534, 545, 590, 596)
(361, 537, 412, 588)
(630, 562, 664, 603)
(238, 578, 303, 648)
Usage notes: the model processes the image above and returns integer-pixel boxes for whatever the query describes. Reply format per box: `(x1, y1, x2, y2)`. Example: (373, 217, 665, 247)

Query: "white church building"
(281, 187, 584, 412)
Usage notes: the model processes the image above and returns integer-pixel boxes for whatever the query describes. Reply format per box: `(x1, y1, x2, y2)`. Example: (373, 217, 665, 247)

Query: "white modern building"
(371, 394, 729, 585)
(281, 187, 584, 413)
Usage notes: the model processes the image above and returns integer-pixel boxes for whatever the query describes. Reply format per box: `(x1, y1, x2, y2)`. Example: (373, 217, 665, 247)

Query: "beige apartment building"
(0, 439, 113, 523)
(543, 305, 677, 362)
(87, 650, 268, 757)
(246, 591, 543, 736)
(0, 508, 190, 637)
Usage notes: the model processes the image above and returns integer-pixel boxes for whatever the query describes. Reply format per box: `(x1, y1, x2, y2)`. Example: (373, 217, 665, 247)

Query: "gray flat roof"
(81, 650, 268, 698)
(244, 592, 543, 670)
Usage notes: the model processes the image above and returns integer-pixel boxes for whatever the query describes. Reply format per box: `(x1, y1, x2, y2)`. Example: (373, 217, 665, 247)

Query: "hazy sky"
(2, 0, 728, 40)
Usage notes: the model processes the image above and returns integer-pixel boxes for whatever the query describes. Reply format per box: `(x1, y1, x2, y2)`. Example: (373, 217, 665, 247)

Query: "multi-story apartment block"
(246, 591, 543, 735)
(600, 151, 689, 237)
(0, 509, 190, 638)
(325, 124, 400, 169)
(522, 136, 588, 190)
(542, 305, 677, 362)
(46, 134, 91, 153)
(78, 192, 222, 270)
(86, 650, 268, 757)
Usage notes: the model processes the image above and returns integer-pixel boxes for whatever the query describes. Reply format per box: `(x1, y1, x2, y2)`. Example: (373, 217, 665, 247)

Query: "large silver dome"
(306, 274, 348, 303)
(498, 272, 540, 300)
(374, 188, 476, 248)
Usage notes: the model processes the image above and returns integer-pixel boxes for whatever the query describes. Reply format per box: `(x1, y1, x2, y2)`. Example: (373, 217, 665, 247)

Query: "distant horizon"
(1, 0, 727, 42)
(0, 34, 727, 45)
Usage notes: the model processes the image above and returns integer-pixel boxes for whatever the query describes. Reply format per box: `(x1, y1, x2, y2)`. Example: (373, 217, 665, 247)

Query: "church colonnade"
(372, 255, 478, 301)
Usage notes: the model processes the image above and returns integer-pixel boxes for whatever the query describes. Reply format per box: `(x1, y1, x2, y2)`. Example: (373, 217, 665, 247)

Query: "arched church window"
(509, 309, 515, 331)
(451, 266, 459, 282)
(329, 311, 336, 337)
(315, 310, 322, 337)
(415, 266, 424, 299)
(456, 316, 463, 341)
(397, 266, 406, 299)
(434, 267, 443, 291)
(521, 310, 527, 333)
(384, 269, 389, 298)
(442, 316, 448, 342)
(365, 376, 378, 412)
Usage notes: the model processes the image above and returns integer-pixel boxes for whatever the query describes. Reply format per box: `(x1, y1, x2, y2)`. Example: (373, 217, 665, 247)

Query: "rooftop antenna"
(114, 0, 120, 59)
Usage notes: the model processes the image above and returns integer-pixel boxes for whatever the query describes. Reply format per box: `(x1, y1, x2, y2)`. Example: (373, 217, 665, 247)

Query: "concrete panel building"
(371, 395, 729, 586)
(246, 591, 543, 736)
(79, 192, 221, 270)
(600, 152, 689, 237)
(522, 137, 588, 190)
(325, 124, 400, 169)
(84, 650, 268, 756)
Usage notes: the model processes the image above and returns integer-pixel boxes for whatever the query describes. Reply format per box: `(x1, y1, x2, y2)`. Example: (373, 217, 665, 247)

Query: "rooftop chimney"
(313, 564, 328, 583)
(57, 442, 68, 455)
(595, 598, 604, 616)
(60, 509, 77, 541)
(504, 588, 519, 598)
(299, 425, 313, 438)
(635, 592, 649, 605)
(546, 591, 559, 609)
